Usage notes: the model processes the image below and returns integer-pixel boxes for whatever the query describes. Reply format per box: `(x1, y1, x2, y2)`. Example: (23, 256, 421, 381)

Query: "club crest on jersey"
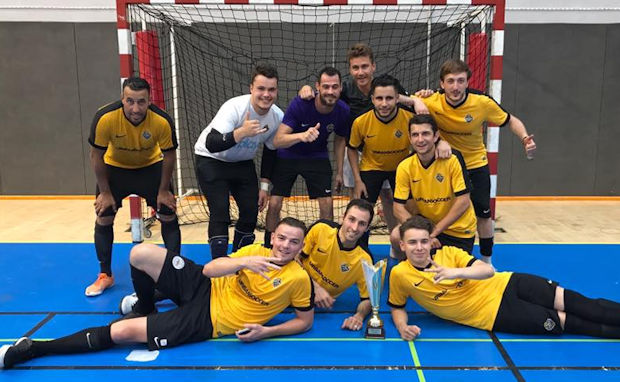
(272, 278, 282, 288)
(464, 114, 473, 123)
(395, 130, 403, 138)
(142, 131, 152, 139)
(340, 263, 350, 273)
(435, 173, 444, 182)
(326, 123, 335, 133)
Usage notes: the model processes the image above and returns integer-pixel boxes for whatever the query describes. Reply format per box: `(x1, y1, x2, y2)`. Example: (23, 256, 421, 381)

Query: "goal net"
(118, 0, 501, 232)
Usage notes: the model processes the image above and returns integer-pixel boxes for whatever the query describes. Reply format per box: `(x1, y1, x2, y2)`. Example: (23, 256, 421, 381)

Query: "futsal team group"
(4, 43, 620, 370)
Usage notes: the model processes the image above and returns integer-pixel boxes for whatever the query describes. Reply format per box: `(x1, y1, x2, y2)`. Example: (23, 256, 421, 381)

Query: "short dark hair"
(275, 217, 307, 235)
(370, 74, 399, 96)
(251, 64, 279, 83)
(439, 59, 472, 81)
(122, 77, 150, 93)
(344, 198, 375, 223)
(317, 66, 341, 83)
(409, 114, 439, 134)
(347, 43, 374, 64)
(399, 215, 434, 239)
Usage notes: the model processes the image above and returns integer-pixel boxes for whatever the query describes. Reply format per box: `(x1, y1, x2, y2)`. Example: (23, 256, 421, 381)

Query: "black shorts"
(146, 250, 213, 350)
(360, 171, 396, 204)
(468, 165, 491, 218)
(436, 232, 474, 255)
(493, 273, 563, 335)
(96, 161, 175, 216)
(271, 158, 332, 199)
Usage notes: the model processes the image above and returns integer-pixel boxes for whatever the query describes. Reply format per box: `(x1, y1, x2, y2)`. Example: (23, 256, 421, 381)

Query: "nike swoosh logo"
(412, 179, 421, 183)
(317, 248, 327, 253)
(483, 209, 491, 214)
(366, 135, 376, 138)
(301, 123, 311, 128)
(115, 134, 127, 138)
(414, 279, 424, 287)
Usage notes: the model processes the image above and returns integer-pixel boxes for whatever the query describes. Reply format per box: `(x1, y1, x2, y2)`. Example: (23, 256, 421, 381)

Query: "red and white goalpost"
(115, 0, 505, 229)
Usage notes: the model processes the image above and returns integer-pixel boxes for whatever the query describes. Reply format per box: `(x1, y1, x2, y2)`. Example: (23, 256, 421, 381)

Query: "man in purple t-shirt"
(264, 67, 351, 247)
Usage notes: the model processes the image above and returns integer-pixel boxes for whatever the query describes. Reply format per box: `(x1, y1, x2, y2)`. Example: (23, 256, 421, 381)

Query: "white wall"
(1, 0, 619, 23)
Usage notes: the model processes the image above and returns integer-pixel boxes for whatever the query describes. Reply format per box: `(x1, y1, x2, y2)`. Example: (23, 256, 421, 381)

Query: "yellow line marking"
(409, 341, 426, 382)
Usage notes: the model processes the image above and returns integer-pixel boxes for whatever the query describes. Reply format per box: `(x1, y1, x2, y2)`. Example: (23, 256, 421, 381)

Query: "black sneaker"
(1, 337, 35, 369)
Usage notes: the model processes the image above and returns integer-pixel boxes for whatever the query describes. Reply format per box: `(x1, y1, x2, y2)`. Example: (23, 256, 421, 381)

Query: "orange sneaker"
(85, 273, 115, 297)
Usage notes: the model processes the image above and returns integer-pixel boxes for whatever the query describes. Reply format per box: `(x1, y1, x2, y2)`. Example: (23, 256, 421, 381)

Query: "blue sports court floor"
(1, 242, 619, 381)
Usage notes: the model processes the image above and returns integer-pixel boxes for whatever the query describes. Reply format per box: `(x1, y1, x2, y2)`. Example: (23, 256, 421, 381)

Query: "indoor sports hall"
(1, 1, 619, 381)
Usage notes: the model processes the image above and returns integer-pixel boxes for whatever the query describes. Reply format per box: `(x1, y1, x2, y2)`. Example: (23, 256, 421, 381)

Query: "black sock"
(263, 231, 273, 249)
(94, 223, 114, 275)
(232, 229, 255, 252)
(564, 289, 620, 326)
(130, 265, 156, 314)
(161, 218, 181, 254)
(209, 236, 229, 259)
(479, 237, 494, 257)
(31, 326, 113, 356)
(564, 313, 620, 338)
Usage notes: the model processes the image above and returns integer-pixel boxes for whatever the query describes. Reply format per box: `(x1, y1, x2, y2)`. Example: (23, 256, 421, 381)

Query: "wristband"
(260, 182, 271, 192)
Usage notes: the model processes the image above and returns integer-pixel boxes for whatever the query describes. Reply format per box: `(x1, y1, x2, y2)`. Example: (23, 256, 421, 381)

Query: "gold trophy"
(362, 259, 387, 339)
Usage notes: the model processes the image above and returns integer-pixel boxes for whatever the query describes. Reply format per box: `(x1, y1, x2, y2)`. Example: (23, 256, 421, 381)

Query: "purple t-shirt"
(278, 96, 351, 159)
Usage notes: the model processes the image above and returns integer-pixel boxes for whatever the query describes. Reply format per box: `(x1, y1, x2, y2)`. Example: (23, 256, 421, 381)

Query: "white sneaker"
(119, 293, 139, 315)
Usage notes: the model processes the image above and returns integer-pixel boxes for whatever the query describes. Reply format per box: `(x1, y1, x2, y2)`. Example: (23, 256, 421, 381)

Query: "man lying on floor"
(1, 217, 314, 369)
(389, 215, 620, 340)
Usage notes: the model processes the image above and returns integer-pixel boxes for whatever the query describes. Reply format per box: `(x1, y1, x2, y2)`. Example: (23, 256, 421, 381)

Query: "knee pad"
(233, 229, 255, 252)
(209, 236, 229, 259)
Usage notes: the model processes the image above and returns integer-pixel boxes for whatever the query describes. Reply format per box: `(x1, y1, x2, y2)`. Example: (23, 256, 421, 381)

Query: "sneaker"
(1, 337, 34, 369)
(119, 293, 139, 315)
(85, 273, 115, 297)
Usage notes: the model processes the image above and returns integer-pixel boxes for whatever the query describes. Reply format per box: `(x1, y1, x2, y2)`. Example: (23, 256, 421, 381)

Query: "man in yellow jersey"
(388, 216, 620, 341)
(0, 218, 314, 369)
(348, 74, 413, 219)
(404, 59, 537, 267)
(390, 114, 477, 257)
(85, 77, 181, 296)
(300, 199, 375, 331)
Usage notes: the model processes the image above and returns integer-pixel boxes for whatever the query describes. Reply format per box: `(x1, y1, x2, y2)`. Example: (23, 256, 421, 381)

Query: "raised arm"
(202, 256, 280, 280)
(424, 258, 494, 284)
(273, 123, 320, 149)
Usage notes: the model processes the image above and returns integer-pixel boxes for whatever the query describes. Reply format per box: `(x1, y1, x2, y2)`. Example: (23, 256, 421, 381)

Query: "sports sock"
(31, 326, 113, 355)
(263, 230, 273, 248)
(161, 217, 181, 254)
(479, 237, 494, 257)
(130, 265, 156, 314)
(564, 289, 620, 326)
(564, 313, 620, 338)
(94, 223, 114, 275)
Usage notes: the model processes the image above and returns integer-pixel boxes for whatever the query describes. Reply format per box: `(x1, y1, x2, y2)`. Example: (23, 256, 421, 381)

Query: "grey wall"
(0, 22, 119, 194)
(0, 22, 618, 195)
(499, 23, 620, 196)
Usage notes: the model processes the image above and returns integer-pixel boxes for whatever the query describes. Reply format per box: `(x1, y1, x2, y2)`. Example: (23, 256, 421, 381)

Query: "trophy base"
(365, 324, 385, 339)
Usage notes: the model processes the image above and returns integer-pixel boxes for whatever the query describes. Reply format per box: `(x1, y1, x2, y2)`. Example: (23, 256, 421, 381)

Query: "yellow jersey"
(416, 90, 509, 169)
(393, 153, 476, 238)
(210, 244, 314, 338)
(348, 108, 413, 172)
(89, 101, 178, 169)
(388, 246, 512, 330)
(300, 220, 373, 299)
